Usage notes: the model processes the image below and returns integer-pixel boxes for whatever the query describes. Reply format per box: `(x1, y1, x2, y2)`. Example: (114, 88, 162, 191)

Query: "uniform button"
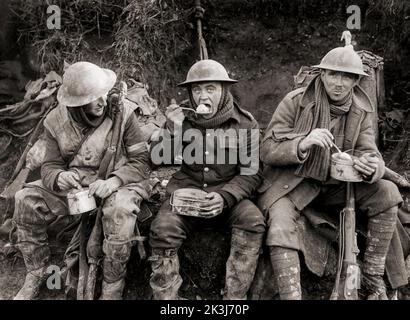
(206, 133, 211, 137)
(203, 183, 208, 188)
(204, 167, 209, 172)
(283, 185, 289, 189)
(205, 151, 209, 156)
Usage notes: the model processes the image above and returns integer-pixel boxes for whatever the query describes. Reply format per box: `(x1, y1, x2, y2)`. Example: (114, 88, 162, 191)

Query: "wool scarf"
(275, 75, 353, 181)
(68, 104, 108, 128)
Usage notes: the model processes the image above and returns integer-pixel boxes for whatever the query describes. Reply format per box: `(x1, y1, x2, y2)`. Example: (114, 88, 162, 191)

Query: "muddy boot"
(13, 266, 47, 300)
(99, 240, 132, 300)
(362, 274, 388, 300)
(14, 226, 50, 300)
(269, 246, 302, 300)
(223, 229, 263, 300)
(149, 248, 183, 300)
(100, 279, 125, 300)
(362, 208, 397, 300)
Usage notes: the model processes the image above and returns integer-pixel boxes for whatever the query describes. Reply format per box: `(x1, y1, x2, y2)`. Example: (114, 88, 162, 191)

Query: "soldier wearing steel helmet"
(257, 44, 402, 299)
(12, 62, 151, 300)
(148, 59, 265, 300)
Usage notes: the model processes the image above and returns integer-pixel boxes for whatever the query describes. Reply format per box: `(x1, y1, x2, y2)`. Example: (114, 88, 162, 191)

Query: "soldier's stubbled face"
(321, 70, 359, 102)
(191, 82, 222, 119)
(84, 94, 108, 117)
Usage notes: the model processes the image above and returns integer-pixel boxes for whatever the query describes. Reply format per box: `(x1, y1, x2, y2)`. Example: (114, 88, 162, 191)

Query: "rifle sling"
(98, 110, 123, 179)
(97, 147, 116, 180)
(64, 127, 98, 167)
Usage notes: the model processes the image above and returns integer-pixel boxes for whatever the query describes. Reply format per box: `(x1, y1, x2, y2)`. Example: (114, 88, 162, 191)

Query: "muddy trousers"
(268, 208, 398, 299)
(266, 180, 401, 300)
(13, 181, 143, 299)
(149, 199, 265, 300)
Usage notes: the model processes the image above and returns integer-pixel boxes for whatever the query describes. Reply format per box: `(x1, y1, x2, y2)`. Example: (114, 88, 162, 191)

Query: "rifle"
(330, 182, 361, 300)
(79, 81, 128, 300)
(0, 111, 48, 200)
(1, 102, 57, 224)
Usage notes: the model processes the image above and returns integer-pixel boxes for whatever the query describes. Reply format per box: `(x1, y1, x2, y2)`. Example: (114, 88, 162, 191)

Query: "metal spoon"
(180, 104, 211, 115)
(332, 142, 343, 154)
(179, 107, 198, 113)
(332, 142, 352, 161)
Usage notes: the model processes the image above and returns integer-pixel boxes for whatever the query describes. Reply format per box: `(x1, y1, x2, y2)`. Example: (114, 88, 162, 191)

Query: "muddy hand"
(88, 177, 122, 199)
(299, 128, 334, 152)
(57, 171, 82, 191)
(353, 153, 379, 177)
(199, 192, 224, 218)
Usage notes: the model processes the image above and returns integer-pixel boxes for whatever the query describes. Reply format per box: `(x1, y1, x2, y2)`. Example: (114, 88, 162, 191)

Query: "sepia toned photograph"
(0, 0, 409, 309)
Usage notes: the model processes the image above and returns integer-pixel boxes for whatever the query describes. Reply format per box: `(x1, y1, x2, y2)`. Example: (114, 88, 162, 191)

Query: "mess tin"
(67, 188, 97, 215)
(330, 152, 363, 182)
(170, 188, 220, 218)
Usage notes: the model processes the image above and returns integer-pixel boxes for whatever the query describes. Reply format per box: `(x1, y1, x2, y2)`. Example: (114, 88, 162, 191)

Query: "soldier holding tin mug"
(12, 62, 151, 300)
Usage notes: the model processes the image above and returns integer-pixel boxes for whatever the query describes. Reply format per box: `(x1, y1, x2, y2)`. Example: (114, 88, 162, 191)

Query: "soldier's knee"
(150, 212, 182, 237)
(241, 211, 265, 234)
(376, 179, 401, 201)
(231, 200, 265, 233)
(268, 219, 297, 236)
(103, 188, 142, 214)
(14, 187, 33, 206)
(149, 210, 186, 249)
(14, 188, 26, 203)
(102, 206, 137, 242)
(103, 239, 132, 263)
(267, 198, 299, 228)
(13, 188, 35, 224)
(103, 192, 117, 208)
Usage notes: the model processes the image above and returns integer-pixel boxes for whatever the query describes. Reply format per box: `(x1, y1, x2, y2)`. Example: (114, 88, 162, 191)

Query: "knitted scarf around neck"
(275, 75, 353, 181)
(68, 104, 107, 128)
(187, 84, 235, 129)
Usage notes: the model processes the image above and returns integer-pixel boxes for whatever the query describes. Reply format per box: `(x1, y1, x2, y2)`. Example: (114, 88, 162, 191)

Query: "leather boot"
(223, 229, 263, 300)
(13, 266, 47, 300)
(362, 207, 397, 300)
(269, 246, 302, 300)
(149, 248, 183, 300)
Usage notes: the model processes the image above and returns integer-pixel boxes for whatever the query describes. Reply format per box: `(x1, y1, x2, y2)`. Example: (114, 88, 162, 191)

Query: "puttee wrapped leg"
(269, 246, 302, 300)
(223, 229, 263, 300)
(362, 206, 398, 299)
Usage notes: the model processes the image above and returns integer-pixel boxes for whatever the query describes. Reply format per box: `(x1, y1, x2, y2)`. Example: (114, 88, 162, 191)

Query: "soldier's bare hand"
(199, 192, 224, 218)
(299, 128, 334, 152)
(353, 153, 379, 177)
(165, 102, 185, 134)
(88, 177, 122, 199)
(57, 171, 82, 191)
